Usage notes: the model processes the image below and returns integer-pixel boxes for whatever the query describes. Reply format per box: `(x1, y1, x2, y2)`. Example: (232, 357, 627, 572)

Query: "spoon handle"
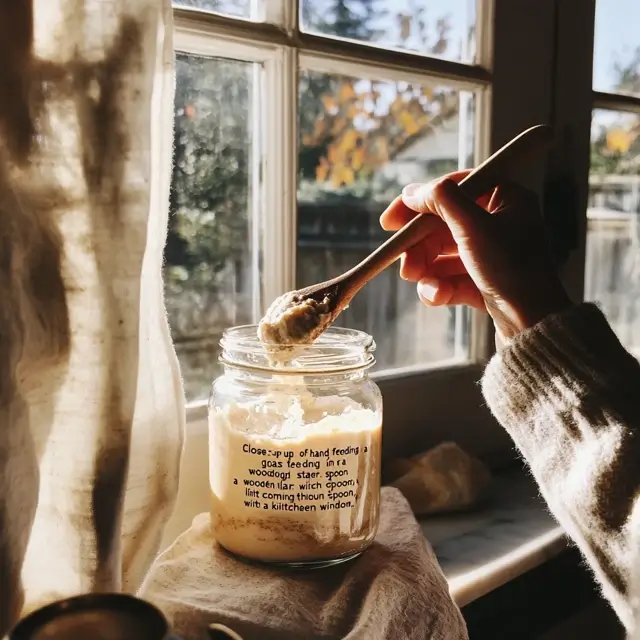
(344, 124, 554, 293)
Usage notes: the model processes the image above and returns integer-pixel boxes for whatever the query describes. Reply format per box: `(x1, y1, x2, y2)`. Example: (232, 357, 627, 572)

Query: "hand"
(379, 171, 572, 344)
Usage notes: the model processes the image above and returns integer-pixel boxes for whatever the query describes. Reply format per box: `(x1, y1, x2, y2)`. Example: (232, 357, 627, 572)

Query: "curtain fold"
(0, 0, 184, 634)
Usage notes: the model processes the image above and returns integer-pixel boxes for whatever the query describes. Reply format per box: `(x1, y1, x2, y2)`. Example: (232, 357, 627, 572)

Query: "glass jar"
(208, 325, 383, 568)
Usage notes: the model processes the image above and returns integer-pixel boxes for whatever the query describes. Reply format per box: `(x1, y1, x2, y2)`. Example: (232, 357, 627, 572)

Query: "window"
(296, 70, 476, 371)
(168, 0, 557, 461)
(586, 0, 640, 355)
(300, 0, 477, 62)
(167, 53, 259, 399)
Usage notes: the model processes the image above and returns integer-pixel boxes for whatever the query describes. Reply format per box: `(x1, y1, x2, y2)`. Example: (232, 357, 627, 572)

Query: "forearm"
(482, 303, 640, 631)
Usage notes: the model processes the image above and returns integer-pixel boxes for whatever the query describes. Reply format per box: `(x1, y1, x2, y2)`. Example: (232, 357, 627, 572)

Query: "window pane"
(172, 0, 253, 20)
(166, 54, 259, 401)
(298, 70, 475, 371)
(593, 0, 640, 95)
(300, 0, 476, 63)
(586, 110, 640, 353)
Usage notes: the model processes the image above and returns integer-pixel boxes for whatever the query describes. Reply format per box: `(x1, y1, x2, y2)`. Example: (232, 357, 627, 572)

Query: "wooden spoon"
(259, 124, 554, 346)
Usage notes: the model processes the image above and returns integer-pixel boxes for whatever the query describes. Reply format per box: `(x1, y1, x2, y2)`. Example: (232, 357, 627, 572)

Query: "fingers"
(400, 253, 466, 282)
(379, 197, 458, 282)
(400, 170, 474, 213)
(380, 171, 473, 230)
(380, 195, 420, 231)
(398, 224, 458, 280)
(400, 251, 427, 282)
(487, 180, 539, 214)
(381, 174, 495, 231)
(398, 170, 473, 215)
(407, 178, 492, 242)
(417, 274, 485, 309)
(430, 255, 468, 277)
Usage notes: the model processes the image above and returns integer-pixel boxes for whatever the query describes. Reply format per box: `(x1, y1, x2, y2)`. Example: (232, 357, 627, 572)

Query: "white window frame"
(172, 0, 560, 465)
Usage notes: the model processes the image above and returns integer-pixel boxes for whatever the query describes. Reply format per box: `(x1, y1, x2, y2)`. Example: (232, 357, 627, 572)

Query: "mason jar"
(208, 325, 383, 568)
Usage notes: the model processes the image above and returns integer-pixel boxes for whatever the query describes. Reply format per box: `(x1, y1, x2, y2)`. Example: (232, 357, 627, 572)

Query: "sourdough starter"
(209, 393, 382, 563)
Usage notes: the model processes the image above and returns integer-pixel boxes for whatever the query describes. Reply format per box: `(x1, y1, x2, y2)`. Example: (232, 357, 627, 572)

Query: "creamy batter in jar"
(208, 326, 382, 568)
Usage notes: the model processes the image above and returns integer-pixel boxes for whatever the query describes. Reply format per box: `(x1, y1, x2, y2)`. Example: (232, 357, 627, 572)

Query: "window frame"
(172, 0, 561, 466)
(551, 0, 640, 313)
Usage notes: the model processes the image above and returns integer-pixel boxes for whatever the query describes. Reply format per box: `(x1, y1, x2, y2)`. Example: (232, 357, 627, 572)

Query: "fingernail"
(417, 280, 438, 302)
(402, 183, 429, 209)
(402, 183, 422, 197)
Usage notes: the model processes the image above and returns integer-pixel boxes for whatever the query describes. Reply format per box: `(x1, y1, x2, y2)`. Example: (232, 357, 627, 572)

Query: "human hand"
(379, 171, 572, 344)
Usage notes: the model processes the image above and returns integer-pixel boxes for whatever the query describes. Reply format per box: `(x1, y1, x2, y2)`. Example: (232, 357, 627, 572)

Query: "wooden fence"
(586, 174, 640, 353)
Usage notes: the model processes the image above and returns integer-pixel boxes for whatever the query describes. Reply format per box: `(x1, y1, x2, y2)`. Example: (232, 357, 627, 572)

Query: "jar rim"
(219, 324, 376, 374)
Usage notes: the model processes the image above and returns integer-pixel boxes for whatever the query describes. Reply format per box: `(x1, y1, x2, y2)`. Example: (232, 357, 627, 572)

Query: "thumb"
(402, 178, 490, 241)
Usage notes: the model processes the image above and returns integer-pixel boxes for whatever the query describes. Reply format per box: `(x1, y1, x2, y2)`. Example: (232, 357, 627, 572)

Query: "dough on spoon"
(258, 290, 334, 346)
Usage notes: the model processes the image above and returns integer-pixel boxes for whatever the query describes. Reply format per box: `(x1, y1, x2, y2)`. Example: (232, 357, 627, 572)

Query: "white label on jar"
(240, 442, 364, 512)
(209, 401, 382, 562)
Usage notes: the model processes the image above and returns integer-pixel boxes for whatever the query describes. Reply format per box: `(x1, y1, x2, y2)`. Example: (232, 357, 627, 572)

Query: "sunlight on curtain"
(0, 1, 184, 632)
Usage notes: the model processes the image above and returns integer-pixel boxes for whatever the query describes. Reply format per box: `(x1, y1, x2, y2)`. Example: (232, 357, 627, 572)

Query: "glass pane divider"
(299, 49, 487, 92)
(264, 0, 297, 33)
(593, 90, 640, 115)
(468, 84, 492, 363)
(475, 0, 495, 72)
(174, 17, 282, 61)
(459, 84, 491, 364)
(173, 7, 491, 88)
(261, 45, 299, 306)
(297, 33, 491, 88)
(249, 62, 263, 322)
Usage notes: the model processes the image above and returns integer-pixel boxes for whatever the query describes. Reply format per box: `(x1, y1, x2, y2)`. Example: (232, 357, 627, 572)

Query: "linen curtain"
(0, 0, 184, 633)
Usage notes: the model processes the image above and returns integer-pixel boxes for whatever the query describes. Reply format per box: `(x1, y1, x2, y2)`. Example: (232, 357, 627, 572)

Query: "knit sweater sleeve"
(482, 303, 640, 632)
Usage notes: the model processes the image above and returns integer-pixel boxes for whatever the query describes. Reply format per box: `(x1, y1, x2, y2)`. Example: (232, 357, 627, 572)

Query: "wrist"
(492, 284, 573, 346)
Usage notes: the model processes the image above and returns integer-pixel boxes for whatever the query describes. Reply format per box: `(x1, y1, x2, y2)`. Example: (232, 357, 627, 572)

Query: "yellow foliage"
(352, 147, 365, 170)
(421, 86, 434, 101)
(339, 82, 356, 102)
(332, 117, 347, 135)
(324, 163, 357, 188)
(341, 165, 355, 185)
(322, 95, 336, 111)
(400, 111, 419, 135)
(307, 77, 442, 182)
(341, 129, 358, 150)
(316, 161, 329, 182)
(607, 128, 632, 153)
(390, 96, 404, 113)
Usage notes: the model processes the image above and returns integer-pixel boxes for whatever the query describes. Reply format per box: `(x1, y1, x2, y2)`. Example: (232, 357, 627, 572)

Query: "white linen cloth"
(139, 488, 467, 640)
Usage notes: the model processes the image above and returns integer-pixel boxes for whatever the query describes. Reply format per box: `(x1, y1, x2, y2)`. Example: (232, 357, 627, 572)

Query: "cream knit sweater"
(481, 303, 640, 637)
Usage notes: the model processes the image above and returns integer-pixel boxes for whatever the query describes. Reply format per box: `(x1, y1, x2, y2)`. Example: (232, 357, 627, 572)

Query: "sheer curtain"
(0, 0, 184, 634)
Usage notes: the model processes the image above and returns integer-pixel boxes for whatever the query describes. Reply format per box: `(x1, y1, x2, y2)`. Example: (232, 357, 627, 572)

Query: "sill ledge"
(420, 469, 566, 608)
